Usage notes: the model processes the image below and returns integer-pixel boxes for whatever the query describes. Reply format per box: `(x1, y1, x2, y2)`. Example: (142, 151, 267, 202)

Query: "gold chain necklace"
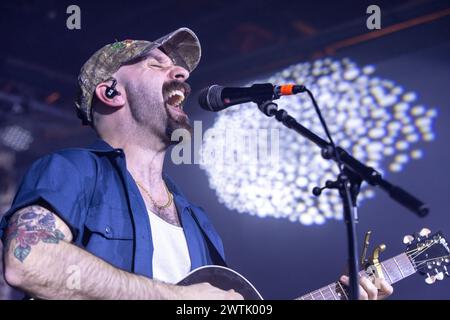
(136, 180, 173, 210)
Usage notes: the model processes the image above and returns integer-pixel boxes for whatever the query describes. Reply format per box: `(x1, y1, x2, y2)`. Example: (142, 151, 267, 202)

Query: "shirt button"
(105, 226, 111, 234)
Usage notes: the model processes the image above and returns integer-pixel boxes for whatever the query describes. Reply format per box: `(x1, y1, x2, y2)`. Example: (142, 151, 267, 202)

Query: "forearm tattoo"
(5, 206, 65, 262)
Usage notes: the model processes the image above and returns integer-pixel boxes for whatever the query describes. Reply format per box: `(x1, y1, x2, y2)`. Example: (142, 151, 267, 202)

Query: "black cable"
(305, 88, 343, 170)
(304, 87, 360, 300)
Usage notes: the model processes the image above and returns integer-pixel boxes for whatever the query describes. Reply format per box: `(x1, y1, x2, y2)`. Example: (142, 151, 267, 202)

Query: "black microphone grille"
(198, 85, 224, 112)
(198, 87, 211, 110)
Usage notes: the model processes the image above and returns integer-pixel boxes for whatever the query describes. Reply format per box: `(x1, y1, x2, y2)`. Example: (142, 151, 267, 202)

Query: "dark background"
(0, 0, 449, 299)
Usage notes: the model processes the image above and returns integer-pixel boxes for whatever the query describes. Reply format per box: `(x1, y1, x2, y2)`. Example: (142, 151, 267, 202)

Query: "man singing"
(0, 27, 392, 300)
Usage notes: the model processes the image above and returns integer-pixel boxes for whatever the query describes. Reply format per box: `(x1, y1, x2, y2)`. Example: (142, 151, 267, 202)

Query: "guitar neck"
(297, 253, 416, 300)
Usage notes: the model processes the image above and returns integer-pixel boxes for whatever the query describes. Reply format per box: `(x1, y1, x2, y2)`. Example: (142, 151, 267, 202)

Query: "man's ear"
(95, 82, 126, 108)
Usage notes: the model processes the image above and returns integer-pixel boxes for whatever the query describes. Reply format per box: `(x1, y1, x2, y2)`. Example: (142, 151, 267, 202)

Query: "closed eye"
(146, 56, 174, 69)
(147, 62, 163, 68)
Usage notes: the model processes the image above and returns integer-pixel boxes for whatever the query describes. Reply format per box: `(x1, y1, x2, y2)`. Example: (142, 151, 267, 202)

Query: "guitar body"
(177, 265, 264, 300)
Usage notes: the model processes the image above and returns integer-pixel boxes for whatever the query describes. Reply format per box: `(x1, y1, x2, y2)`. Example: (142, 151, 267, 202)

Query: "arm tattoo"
(5, 206, 65, 263)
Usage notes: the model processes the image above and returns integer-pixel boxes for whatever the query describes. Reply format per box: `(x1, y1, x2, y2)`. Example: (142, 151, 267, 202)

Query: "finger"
(377, 279, 394, 300)
(339, 275, 349, 286)
(340, 276, 368, 300)
(359, 277, 378, 300)
(231, 292, 244, 300)
(228, 289, 243, 300)
(358, 283, 369, 300)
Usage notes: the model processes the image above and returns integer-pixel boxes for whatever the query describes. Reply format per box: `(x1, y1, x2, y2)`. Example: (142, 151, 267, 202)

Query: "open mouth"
(165, 89, 186, 111)
(163, 81, 191, 115)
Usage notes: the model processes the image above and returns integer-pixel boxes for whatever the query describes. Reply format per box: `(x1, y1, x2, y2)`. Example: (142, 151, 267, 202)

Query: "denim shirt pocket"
(82, 205, 135, 270)
(84, 205, 134, 240)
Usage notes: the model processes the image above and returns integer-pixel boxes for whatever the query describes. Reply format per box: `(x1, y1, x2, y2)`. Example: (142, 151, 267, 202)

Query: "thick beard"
(165, 112, 193, 145)
(126, 81, 192, 145)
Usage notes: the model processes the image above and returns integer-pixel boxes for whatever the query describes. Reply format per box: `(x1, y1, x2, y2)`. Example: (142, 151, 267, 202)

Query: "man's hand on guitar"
(339, 275, 393, 300)
(178, 282, 244, 300)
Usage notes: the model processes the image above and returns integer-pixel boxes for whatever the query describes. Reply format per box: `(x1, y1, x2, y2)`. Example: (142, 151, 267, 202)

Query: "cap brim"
(153, 27, 201, 73)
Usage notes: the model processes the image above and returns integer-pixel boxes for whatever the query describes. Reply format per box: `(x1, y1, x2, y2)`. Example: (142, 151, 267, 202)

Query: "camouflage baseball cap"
(75, 27, 201, 124)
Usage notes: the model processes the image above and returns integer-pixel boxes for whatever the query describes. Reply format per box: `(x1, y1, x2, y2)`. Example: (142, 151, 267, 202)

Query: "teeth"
(168, 89, 185, 99)
(166, 89, 185, 108)
(168, 90, 184, 101)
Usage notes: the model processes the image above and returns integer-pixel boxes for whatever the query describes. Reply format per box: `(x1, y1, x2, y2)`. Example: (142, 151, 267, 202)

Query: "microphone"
(198, 83, 306, 112)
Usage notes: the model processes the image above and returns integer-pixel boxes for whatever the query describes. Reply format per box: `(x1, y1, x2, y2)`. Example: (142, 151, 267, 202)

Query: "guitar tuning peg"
(419, 228, 431, 237)
(435, 272, 444, 281)
(403, 235, 414, 244)
(425, 274, 436, 284)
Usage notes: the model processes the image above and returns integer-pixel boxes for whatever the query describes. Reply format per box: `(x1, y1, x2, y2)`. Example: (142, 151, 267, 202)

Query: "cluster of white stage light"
(200, 58, 437, 225)
(0, 125, 33, 152)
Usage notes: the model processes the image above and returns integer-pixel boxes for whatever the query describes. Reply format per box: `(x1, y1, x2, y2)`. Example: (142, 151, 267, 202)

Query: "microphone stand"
(256, 98, 429, 300)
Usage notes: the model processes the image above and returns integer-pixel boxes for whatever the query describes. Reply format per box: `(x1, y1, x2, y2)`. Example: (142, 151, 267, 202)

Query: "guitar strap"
(189, 209, 228, 268)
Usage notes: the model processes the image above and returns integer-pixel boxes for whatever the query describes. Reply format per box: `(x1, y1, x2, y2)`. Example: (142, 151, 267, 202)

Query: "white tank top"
(148, 210, 191, 284)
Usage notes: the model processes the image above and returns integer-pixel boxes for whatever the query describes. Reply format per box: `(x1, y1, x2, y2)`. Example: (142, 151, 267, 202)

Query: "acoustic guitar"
(178, 228, 449, 299)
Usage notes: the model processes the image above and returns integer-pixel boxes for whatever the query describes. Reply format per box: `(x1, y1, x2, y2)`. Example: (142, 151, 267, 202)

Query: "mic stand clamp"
(257, 100, 278, 117)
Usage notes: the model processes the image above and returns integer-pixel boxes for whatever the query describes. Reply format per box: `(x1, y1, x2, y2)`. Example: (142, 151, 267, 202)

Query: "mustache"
(162, 80, 191, 100)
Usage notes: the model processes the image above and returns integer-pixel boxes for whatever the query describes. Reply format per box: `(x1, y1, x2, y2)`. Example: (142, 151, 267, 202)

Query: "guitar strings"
(414, 255, 450, 268)
(406, 240, 444, 270)
(406, 240, 437, 258)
